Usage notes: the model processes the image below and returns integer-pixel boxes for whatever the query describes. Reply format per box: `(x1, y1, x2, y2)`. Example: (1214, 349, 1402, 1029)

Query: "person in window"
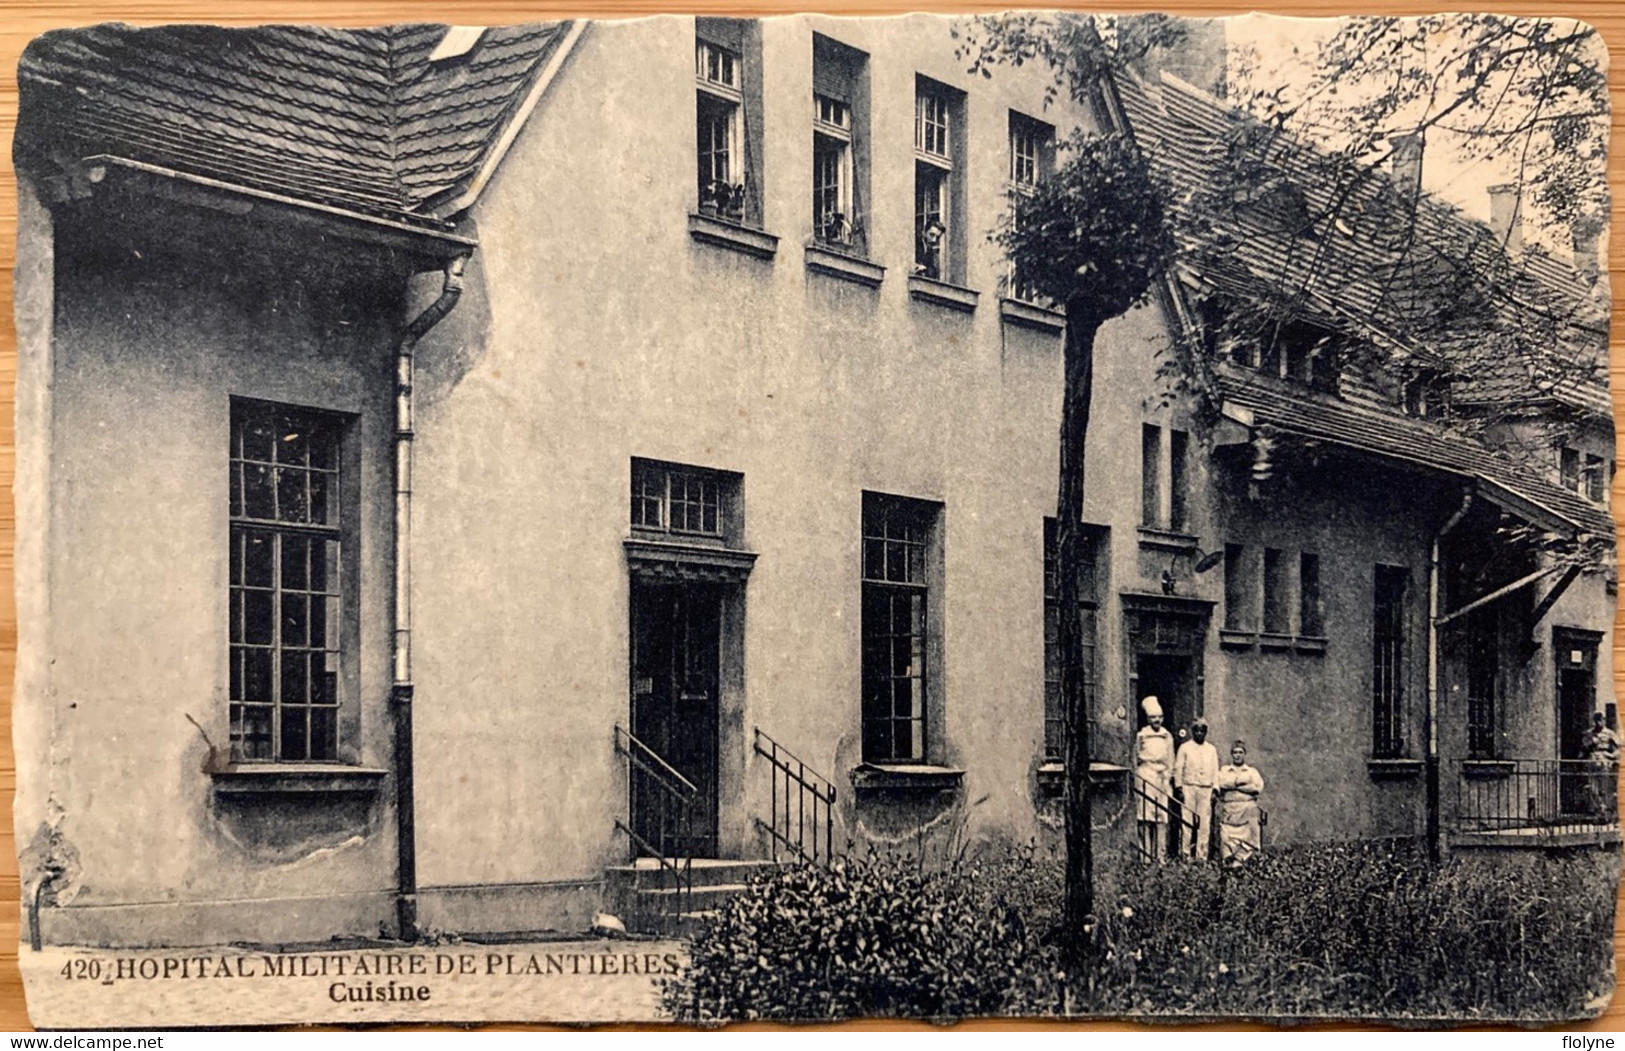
(1134, 696, 1175, 862)
(1582, 712, 1620, 820)
(1216, 740, 1264, 866)
(1173, 718, 1219, 861)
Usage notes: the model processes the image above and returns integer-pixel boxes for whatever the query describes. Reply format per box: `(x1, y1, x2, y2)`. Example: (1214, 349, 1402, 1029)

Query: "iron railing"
(1131, 774, 1202, 863)
(753, 727, 838, 866)
(1454, 758, 1619, 838)
(613, 724, 695, 917)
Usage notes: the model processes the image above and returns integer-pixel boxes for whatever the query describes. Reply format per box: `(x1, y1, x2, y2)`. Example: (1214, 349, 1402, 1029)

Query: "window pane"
(243, 648, 273, 702)
(281, 651, 309, 706)
(281, 535, 308, 591)
(283, 594, 309, 648)
(281, 708, 309, 762)
(243, 590, 274, 646)
(309, 707, 338, 761)
(309, 470, 330, 526)
(1141, 425, 1161, 527)
(1263, 547, 1290, 633)
(243, 463, 275, 520)
(243, 531, 274, 588)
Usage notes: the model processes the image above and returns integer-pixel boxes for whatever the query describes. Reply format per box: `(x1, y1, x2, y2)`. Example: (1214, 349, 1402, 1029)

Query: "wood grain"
(0, 0, 1622, 1033)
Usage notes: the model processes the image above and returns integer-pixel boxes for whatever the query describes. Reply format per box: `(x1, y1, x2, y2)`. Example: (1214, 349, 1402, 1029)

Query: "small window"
(1372, 565, 1408, 758)
(913, 77, 964, 283)
(1141, 425, 1161, 527)
(630, 459, 739, 542)
(695, 20, 761, 226)
(229, 400, 346, 764)
(1403, 372, 1450, 418)
(862, 493, 940, 763)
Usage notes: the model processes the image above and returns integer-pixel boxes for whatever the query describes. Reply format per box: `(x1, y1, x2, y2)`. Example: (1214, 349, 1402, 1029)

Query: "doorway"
(1555, 630, 1599, 817)
(629, 583, 721, 858)
(1135, 654, 1197, 740)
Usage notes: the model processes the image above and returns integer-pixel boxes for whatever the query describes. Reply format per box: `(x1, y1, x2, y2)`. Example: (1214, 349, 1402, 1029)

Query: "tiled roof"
(1218, 375, 1615, 539)
(16, 21, 569, 227)
(1114, 71, 1609, 415)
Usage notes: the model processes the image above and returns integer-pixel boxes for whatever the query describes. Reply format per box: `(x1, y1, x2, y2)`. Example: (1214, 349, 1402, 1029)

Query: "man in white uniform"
(1173, 718, 1219, 861)
(1134, 696, 1176, 862)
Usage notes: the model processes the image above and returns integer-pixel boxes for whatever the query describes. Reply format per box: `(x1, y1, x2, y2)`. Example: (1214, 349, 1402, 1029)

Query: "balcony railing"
(1454, 758, 1619, 840)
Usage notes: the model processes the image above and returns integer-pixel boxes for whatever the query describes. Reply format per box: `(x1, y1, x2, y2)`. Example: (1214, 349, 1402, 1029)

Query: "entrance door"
(630, 583, 721, 858)
(1135, 654, 1196, 739)
(1557, 633, 1599, 816)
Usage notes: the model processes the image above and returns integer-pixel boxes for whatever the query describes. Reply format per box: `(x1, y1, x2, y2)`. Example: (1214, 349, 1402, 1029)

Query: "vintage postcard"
(10, 10, 1618, 1027)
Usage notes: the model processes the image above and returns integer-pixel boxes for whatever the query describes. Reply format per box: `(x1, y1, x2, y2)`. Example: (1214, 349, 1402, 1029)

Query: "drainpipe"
(1427, 489, 1473, 864)
(393, 254, 469, 942)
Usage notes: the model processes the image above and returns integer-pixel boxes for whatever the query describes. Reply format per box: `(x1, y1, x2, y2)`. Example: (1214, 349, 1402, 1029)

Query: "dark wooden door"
(1558, 650, 1597, 817)
(630, 583, 721, 858)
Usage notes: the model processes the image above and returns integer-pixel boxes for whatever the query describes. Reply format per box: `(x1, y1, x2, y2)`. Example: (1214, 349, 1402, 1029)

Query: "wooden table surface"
(1, 0, 1623, 1033)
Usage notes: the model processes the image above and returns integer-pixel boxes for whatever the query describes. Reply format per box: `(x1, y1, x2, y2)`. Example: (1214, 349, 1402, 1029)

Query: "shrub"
(661, 851, 1056, 1022)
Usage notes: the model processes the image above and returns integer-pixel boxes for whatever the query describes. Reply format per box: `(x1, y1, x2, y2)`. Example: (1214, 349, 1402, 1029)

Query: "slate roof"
(16, 21, 570, 227)
(1114, 71, 1609, 417)
(1218, 375, 1615, 539)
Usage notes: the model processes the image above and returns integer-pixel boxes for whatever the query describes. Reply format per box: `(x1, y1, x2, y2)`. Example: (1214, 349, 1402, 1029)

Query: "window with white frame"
(1559, 445, 1608, 503)
(862, 493, 940, 763)
(630, 459, 739, 541)
(813, 95, 853, 244)
(913, 78, 962, 282)
(229, 400, 346, 763)
(695, 20, 759, 226)
(811, 35, 870, 253)
(1007, 111, 1054, 301)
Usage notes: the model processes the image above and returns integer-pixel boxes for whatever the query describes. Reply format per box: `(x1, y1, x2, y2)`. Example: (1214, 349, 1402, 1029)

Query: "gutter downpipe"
(1427, 489, 1473, 864)
(393, 254, 470, 942)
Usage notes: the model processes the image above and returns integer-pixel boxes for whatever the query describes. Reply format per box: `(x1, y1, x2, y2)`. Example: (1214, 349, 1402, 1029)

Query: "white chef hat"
(1141, 696, 1163, 719)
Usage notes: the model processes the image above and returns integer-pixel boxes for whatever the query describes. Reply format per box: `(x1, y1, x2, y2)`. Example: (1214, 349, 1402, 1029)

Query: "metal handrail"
(753, 727, 838, 866)
(1130, 774, 1200, 863)
(613, 724, 696, 918)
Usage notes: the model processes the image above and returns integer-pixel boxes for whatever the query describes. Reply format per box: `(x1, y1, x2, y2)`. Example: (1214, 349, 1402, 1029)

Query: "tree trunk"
(1057, 297, 1103, 973)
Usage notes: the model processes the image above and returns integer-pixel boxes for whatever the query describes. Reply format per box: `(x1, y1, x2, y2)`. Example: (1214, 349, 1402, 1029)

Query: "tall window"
(1044, 520, 1101, 760)
(1299, 552, 1324, 637)
(913, 78, 963, 282)
(1006, 111, 1054, 301)
(862, 493, 939, 763)
(1224, 544, 1254, 632)
(1465, 608, 1499, 759)
(812, 35, 868, 252)
(695, 20, 759, 225)
(229, 400, 344, 763)
(1141, 424, 1190, 532)
(1372, 565, 1408, 758)
(1262, 548, 1290, 635)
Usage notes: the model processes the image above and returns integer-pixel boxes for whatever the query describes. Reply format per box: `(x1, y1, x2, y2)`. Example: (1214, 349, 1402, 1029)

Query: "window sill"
(1218, 628, 1257, 650)
(624, 537, 758, 585)
(1135, 527, 1198, 552)
(687, 213, 778, 260)
(210, 764, 387, 795)
(805, 243, 884, 288)
(1294, 635, 1328, 655)
(1037, 760, 1129, 794)
(999, 297, 1065, 333)
(906, 275, 979, 313)
(1259, 632, 1295, 652)
(1462, 759, 1514, 780)
(850, 763, 964, 793)
(1367, 757, 1423, 780)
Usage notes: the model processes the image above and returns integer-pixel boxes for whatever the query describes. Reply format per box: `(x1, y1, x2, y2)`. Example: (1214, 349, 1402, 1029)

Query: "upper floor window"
(229, 399, 347, 763)
(1402, 371, 1451, 419)
(812, 35, 869, 253)
(1141, 424, 1190, 533)
(862, 493, 941, 764)
(631, 459, 740, 543)
(1559, 446, 1608, 503)
(695, 20, 761, 226)
(1007, 111, 1055, 301)
(913, 77, 965, 283)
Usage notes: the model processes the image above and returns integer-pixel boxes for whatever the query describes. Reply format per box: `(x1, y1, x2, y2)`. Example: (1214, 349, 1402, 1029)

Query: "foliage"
(996, 131, 1175, 322)
(667, 840, 1618, 1023)
(660, 851, 1053, 1023)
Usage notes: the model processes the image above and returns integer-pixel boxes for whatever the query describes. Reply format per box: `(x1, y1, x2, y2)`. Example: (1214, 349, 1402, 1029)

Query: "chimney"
(1487, 183, 1523, 254)
(1389, 131, 1424, 200)
(1571, 217, 1601, 285)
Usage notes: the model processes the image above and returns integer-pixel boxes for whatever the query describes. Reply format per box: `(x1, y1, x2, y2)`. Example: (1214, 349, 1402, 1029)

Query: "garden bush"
(664, 839, 1618, 1023)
